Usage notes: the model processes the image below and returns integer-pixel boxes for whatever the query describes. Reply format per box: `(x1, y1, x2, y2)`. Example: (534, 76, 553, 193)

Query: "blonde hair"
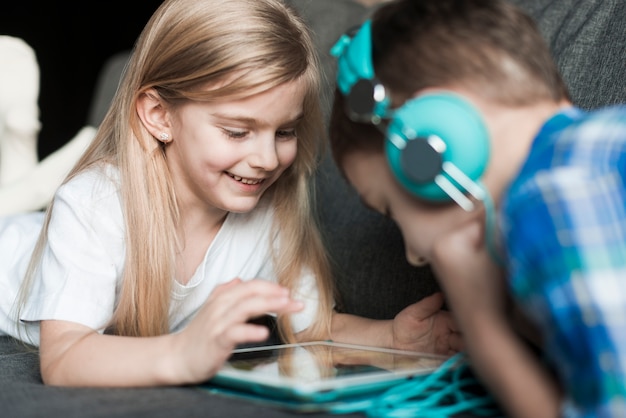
(17, 0, 334, 343)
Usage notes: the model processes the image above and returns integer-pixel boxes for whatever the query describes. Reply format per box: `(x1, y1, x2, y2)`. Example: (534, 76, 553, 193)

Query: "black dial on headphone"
(400, 137, 443, 184)
(346, 78, 387, 123)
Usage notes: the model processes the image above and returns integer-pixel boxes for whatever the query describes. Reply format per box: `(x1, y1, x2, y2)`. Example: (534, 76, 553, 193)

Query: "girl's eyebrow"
(287, 113, 305, 124)
(211, 112, 305, 126)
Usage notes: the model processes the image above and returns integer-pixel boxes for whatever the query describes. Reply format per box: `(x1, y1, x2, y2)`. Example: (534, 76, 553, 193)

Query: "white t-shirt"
(0, 166, 320, 346)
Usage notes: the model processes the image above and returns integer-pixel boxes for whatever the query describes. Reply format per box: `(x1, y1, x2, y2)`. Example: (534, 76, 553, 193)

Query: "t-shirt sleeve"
(20, 171, 125, 332)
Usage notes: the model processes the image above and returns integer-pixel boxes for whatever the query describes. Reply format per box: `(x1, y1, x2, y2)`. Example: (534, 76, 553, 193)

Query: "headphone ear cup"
(385, 93, 490, 202)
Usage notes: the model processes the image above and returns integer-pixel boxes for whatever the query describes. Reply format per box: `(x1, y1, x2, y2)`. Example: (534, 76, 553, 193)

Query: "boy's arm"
(456, 309, 561, 418)
(431, 220, 561, 418)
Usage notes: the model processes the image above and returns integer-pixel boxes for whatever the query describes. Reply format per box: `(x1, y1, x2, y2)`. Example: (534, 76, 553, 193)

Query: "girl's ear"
(136, 88, 173, 143)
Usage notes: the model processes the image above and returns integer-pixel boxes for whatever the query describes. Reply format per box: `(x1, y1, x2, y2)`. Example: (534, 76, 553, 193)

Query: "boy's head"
(330, 0, 571, 201)
(329, 0, 570, 262)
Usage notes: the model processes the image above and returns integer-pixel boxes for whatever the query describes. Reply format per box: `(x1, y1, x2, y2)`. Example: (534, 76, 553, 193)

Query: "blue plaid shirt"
(501, 105, 626, 417)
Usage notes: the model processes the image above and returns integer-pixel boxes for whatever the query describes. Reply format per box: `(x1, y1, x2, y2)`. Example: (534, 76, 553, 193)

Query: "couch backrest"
(510, 0, 626, 110)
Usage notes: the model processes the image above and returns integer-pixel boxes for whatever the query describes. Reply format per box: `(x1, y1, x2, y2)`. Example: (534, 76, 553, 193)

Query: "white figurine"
(0, 36, 95, 216)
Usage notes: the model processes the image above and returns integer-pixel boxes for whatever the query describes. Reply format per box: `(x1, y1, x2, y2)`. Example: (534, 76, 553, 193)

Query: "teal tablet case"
(199, 341, 446, 412)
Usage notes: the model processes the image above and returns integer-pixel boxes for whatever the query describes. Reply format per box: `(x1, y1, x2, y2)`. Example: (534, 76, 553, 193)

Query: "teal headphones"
(331, 20, 490, 211)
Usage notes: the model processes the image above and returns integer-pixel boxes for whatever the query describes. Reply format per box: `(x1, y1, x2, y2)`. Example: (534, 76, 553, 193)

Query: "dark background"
(1, 0, 163, 160)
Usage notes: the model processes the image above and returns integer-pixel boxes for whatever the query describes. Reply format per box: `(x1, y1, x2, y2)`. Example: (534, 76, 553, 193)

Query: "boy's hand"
(391, 292, 463, 355)
(430, 218, 507, 331)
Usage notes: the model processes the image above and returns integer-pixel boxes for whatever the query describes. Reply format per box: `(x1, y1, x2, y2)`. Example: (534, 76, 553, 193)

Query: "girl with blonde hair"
(0, 0, 460, 387)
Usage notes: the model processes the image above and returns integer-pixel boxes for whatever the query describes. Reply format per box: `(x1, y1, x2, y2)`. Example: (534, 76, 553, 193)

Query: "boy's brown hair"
(330, 0, 569, 168)
(373, 0, 569, 106)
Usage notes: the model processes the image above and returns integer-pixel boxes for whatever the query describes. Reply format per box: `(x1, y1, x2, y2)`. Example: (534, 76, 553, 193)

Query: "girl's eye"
(276, 129, 297, 140)
(223, 129, 248, 139)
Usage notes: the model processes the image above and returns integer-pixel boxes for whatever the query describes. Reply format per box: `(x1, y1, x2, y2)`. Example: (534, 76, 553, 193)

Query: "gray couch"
(2, 0, 624, 417)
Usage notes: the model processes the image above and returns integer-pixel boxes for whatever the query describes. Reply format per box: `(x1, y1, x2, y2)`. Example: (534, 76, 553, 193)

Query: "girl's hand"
(391, 292, 463, 355)
(173, 278, 303, 383)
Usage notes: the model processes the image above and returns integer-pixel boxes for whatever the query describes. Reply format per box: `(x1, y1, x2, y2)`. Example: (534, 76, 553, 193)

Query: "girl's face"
(342, 150, 473, 266)
(165, 80, 305, 215)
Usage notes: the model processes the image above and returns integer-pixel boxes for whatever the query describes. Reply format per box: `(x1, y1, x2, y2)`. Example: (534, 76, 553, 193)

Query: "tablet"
(202, 341, 448, 411)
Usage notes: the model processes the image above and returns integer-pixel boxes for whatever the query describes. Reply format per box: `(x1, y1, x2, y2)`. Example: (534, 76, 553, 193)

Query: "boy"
(329, 0, 626, 416)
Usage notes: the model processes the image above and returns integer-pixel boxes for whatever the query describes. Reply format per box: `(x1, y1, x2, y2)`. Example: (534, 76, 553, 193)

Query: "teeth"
(241, 178, 261, 185)
(230, 173, 262, 185)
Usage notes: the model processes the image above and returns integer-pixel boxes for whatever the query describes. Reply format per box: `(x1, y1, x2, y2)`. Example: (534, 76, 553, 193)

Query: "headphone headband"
(330, 20, 390, 124)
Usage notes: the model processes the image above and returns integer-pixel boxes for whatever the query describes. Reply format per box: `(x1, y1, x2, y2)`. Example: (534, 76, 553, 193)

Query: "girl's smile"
(226, 172, 265, 186)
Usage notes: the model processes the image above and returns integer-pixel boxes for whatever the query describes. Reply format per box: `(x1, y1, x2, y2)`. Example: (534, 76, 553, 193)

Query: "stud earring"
(159, 132, 171, 142)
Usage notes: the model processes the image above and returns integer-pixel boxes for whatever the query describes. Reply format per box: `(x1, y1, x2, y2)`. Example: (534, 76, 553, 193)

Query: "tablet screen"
(228, 341, 444, 379)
